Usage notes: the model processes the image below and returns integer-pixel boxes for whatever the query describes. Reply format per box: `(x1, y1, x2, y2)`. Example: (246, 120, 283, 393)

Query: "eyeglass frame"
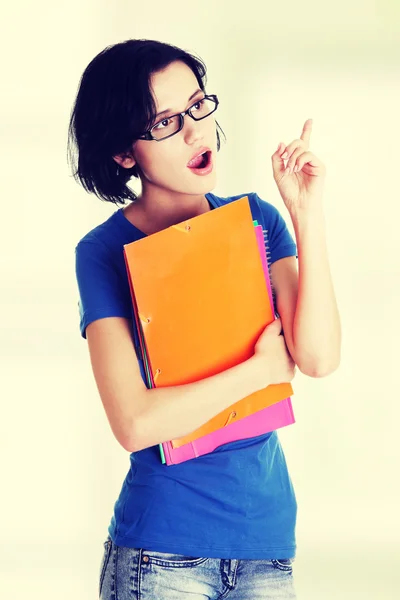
(137, 94, 219, 142)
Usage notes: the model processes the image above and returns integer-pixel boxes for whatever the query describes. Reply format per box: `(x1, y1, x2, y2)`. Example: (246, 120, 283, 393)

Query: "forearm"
(290, 206, 341, 376)
(132, 356, 267, 452)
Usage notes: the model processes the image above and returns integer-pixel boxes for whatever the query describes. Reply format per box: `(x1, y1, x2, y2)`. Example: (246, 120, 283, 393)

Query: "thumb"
(271, 143, 287, 181)
(266, 317, 282, 334)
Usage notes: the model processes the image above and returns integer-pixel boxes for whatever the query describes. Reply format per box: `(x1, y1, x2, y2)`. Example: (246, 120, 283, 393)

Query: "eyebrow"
(155, 89, 203, 119)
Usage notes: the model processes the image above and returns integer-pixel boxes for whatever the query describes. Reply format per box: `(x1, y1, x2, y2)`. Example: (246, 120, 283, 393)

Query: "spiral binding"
(262, 228, 278, 317)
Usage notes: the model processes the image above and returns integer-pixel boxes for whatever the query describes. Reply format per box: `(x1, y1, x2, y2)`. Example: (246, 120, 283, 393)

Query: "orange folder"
(124, 196, 293, 448)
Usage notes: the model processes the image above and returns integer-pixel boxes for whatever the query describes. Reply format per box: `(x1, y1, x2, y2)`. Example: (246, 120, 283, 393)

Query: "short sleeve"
(254, 194, 297, 264)
(75, 240, 132, 338)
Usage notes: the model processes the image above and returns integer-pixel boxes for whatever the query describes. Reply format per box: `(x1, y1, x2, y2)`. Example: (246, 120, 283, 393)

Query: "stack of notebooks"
(123, 196, 295, 465)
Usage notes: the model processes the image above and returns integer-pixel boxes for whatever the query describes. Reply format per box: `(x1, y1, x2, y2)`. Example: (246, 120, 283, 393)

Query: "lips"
(187, 148, 211, 168)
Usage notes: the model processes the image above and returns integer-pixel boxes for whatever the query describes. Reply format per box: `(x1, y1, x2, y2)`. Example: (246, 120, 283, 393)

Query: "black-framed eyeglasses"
(138, 94, 219, 142)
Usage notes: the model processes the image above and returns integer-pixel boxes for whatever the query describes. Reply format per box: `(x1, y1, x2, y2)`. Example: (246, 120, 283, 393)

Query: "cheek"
(135, 144, 181, 181)
(207, 115, 218, 132)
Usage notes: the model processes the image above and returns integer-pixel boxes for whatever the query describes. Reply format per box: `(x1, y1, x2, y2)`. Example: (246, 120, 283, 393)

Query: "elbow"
(298, 353, 341, 379)
(122, 414, 149, 453)
(122, 422, 141, 453)
(118, 428, 136, 453)
(304, 363, 339, 378)
(114, 415, 140, 453)
(121, 436, 137, 453)
(120, 393, 149, 453)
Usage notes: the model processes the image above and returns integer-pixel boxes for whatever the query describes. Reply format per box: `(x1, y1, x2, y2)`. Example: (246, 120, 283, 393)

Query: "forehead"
(150, 61, 200, 111)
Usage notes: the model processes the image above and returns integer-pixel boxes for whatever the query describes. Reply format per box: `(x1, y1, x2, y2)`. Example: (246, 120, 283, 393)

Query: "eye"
(192, 98, 205, 111)
(153, 117, 172, 130)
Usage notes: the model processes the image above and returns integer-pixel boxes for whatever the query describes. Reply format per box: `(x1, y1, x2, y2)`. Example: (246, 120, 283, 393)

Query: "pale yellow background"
(1, 1, 399, 598)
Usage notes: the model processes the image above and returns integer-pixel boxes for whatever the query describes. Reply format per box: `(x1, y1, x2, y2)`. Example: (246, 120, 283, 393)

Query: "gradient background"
(1, 1, 399, 598)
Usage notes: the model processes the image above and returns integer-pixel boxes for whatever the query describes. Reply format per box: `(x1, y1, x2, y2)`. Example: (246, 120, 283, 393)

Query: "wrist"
(289, 203, 325, 226)
(246, 354, 270, 391)
(290, 206, 327, 240)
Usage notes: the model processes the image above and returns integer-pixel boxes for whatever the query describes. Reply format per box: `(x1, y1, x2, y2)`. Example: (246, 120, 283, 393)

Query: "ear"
(112, 151, 136, 169)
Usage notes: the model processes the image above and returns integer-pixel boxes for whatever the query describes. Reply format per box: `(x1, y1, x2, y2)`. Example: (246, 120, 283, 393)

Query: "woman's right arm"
(86, 316, 294, 452)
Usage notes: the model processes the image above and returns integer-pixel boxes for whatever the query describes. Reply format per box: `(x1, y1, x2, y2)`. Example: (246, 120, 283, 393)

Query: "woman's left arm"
(269, 119, 341, 378)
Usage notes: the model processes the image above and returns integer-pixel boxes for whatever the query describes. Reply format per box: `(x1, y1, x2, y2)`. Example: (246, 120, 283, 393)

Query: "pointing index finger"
(300, 119, 313, 145)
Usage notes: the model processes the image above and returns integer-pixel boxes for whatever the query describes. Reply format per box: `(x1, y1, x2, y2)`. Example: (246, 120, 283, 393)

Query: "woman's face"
(122, 60, 218, 196)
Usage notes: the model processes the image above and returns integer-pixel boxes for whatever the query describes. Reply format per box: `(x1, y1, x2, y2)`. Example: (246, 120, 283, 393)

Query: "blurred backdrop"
(1, 1, 399, 598)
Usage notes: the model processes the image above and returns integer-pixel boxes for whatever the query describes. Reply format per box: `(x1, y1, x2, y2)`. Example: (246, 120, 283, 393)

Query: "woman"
(68, 38, 341, 600)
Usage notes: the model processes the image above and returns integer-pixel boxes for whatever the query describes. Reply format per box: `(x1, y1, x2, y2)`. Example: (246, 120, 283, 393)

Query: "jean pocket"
(141, 550, 209, 568)
(99, 537, 113, 596)
(271, 558, 293, 572)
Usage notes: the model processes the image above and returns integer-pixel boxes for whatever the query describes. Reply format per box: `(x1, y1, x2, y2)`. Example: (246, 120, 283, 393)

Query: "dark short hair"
(67, 39, 225, 205)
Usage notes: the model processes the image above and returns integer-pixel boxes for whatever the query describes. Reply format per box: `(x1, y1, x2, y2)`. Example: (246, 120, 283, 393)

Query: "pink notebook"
(162, 397, 295, 464)
(161, 224, 295, 465)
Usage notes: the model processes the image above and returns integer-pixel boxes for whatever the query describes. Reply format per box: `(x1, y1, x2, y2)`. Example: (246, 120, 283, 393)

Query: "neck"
(124, 184, 211, 235)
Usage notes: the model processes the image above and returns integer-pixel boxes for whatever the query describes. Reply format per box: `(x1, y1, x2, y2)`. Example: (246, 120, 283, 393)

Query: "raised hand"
(271, 119, 326, 214)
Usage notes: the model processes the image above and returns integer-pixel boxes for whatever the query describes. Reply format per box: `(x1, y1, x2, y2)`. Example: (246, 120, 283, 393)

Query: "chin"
(191, 172, 218, 195)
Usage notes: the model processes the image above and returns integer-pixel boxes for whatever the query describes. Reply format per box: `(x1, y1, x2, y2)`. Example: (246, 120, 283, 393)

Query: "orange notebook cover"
(123, 196, 293, 448)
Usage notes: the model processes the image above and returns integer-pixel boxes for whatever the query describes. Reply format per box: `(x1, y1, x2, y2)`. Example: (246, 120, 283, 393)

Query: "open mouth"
(187, 151, 211, 170)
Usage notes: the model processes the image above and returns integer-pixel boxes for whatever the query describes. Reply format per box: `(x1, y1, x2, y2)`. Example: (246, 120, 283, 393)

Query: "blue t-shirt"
(75, 191, 298, 559)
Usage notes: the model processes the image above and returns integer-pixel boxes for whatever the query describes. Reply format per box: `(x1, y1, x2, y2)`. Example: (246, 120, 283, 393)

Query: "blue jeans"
(99, 535, 297, 599)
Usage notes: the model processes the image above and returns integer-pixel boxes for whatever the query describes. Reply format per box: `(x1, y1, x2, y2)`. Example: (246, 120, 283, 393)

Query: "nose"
(183, 115, 204, 145)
